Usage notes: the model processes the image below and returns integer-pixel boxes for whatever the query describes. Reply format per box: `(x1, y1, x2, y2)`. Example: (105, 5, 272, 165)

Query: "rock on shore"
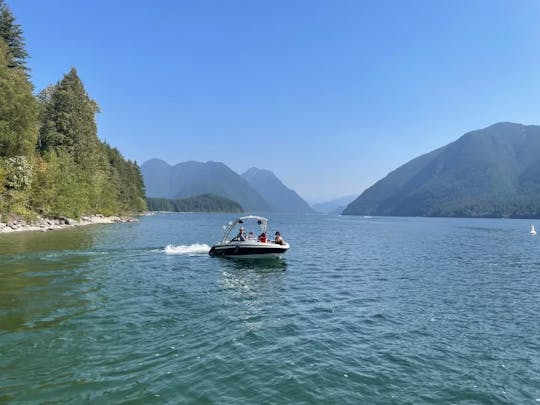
(0, 215, 138, 233)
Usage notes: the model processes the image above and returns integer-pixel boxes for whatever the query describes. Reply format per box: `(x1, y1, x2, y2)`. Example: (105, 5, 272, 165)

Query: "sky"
(9, 0, 540, 202)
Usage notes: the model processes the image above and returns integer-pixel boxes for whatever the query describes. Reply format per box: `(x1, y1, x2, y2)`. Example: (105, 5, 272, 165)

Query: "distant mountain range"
(141, 159, 313, 213)
(311, 194, 357, 215)
(343, 122, 540, 218)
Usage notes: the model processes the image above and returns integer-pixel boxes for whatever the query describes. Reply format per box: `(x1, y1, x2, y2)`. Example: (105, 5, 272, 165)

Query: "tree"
(103, 143, 147, 213)
(31, 149, 89, 218)
(38, 68, 101, 163)
(0, 1, 146, 220)
(36, 69, 146, 217)
(0, 0, 28, 70)
(0, 39, 38, 158)
(37, 68, 111, 216)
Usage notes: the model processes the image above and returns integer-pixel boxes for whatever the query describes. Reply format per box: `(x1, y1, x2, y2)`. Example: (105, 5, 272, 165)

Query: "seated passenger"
(233, 227, 246, 241)
(274, 231, 284, 245)
(258, 232, 267, 243)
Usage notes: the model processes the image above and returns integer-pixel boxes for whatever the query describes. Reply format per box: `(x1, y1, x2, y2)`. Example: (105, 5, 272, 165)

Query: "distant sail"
(530, 225, 536, 235)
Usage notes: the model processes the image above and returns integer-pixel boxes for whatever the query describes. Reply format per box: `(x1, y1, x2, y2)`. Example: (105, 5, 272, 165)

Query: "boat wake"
(163, 243, 210, 255)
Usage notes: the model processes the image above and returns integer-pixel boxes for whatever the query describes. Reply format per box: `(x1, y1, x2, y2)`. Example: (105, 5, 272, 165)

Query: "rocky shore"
(0, 215, 138, 233)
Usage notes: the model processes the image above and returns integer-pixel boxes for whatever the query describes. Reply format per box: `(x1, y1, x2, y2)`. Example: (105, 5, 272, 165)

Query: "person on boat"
(274, 231, 284, 245)
(234, 227, 246, 241)
(258, 232, 267, 243)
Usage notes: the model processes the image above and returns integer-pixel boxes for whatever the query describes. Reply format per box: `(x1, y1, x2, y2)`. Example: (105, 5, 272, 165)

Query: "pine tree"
(0, 0, 28, 70)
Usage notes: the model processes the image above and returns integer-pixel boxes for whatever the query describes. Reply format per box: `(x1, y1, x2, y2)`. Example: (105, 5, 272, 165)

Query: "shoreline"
(0, 215, 138, 234)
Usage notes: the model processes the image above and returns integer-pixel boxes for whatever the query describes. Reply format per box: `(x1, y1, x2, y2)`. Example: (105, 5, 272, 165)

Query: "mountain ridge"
(141, 159, 311, 213)
(343, 122, 540, 218)
(141, 159, 270, 211)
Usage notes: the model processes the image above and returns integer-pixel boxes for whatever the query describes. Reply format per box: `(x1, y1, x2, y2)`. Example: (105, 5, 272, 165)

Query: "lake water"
(1, 213, 539, 403)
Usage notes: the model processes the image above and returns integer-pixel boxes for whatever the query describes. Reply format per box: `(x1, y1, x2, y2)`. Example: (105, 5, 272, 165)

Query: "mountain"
(141, 159, 270, 211)
(312, 194, 357, 214)
(343, 122, 540, 218)
(140, 158, 173, 199)
(241, 168, 314, 213)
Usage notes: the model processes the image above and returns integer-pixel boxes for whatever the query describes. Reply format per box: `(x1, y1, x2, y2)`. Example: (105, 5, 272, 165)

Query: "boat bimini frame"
(221, 215, 267, 243)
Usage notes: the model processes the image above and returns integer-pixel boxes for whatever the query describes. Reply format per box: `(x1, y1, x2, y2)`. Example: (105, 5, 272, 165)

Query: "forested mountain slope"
(344, 123, 540, 218)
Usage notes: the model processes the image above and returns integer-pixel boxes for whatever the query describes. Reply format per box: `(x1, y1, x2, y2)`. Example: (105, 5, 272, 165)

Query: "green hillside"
(147, 194, 243, 213)
(344, 122, 540, 218)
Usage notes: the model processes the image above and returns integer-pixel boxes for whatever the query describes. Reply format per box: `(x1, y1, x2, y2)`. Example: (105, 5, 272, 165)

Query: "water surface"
(1, 214, 539, 403)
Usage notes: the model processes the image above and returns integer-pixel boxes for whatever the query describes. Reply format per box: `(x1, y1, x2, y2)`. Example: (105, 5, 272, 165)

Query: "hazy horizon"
(11, 0, 540, 201)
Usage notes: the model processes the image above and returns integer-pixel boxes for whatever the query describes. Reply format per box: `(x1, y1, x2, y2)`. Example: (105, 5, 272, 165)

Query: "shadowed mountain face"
(139, 158, 173, 199)
(344, 122, 540, 218)
(241, 168, 314, 213)
(141, 159, 270, 211)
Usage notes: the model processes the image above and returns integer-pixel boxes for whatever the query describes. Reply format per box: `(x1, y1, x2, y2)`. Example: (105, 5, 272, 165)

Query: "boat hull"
(209, 243, 289, 259)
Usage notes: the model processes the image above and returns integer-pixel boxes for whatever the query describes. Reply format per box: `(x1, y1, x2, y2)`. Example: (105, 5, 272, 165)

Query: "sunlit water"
(1, 214, 539, 403)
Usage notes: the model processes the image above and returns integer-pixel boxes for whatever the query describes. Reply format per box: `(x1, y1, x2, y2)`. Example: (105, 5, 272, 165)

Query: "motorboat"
(209, 215, 290, 258)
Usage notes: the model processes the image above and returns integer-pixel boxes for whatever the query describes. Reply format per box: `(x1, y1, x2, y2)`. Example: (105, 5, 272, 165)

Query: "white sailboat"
(530, 225, 536, 235)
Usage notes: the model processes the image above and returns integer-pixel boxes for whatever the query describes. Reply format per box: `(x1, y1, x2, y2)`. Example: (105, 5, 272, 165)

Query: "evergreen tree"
(37, 68, 110, 216)
(35, 69, 147, 218)
(0, 39, 38, 158)
(0, 0, 28, 70)
(38, 68, 101, 163)
(103, 143, 146, 213)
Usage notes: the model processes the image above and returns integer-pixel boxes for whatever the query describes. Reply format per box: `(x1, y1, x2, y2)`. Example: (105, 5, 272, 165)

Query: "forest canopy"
(0, 0, 146, 220)
(147, 194, 243, 213)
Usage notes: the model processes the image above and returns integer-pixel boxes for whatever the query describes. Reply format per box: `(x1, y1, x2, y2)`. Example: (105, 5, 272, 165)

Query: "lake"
(1, 213, 539, 403)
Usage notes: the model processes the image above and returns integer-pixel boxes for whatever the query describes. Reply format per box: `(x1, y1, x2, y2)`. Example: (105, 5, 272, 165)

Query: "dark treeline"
(147, 194, 243, 213)
(0, 1, 146, 220)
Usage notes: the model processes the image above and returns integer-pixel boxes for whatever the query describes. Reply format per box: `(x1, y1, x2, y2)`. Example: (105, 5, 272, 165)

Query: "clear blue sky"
(10, 0, 540, 202)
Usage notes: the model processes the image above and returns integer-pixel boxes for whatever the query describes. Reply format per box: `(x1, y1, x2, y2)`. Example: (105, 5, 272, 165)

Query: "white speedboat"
(209, 215, 290, 259)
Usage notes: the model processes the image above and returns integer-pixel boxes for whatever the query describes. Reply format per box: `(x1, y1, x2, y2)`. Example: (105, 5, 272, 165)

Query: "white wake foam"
(164, 243, 210, 255)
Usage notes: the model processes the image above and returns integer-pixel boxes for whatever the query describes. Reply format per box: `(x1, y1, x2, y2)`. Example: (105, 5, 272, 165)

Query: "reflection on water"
(0, 228, 97, 333)
(216, 257, 287, 272)
(218, 259, 288, 333)
(219, 258, 287, 300)
(0, 227, 95, 255)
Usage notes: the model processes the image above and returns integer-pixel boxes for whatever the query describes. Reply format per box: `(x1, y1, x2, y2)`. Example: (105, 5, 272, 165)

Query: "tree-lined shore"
(0, 0, 146, 225)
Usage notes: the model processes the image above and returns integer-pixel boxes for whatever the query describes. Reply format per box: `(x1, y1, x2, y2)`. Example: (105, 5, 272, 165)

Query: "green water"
(1, 214, 539, 403)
